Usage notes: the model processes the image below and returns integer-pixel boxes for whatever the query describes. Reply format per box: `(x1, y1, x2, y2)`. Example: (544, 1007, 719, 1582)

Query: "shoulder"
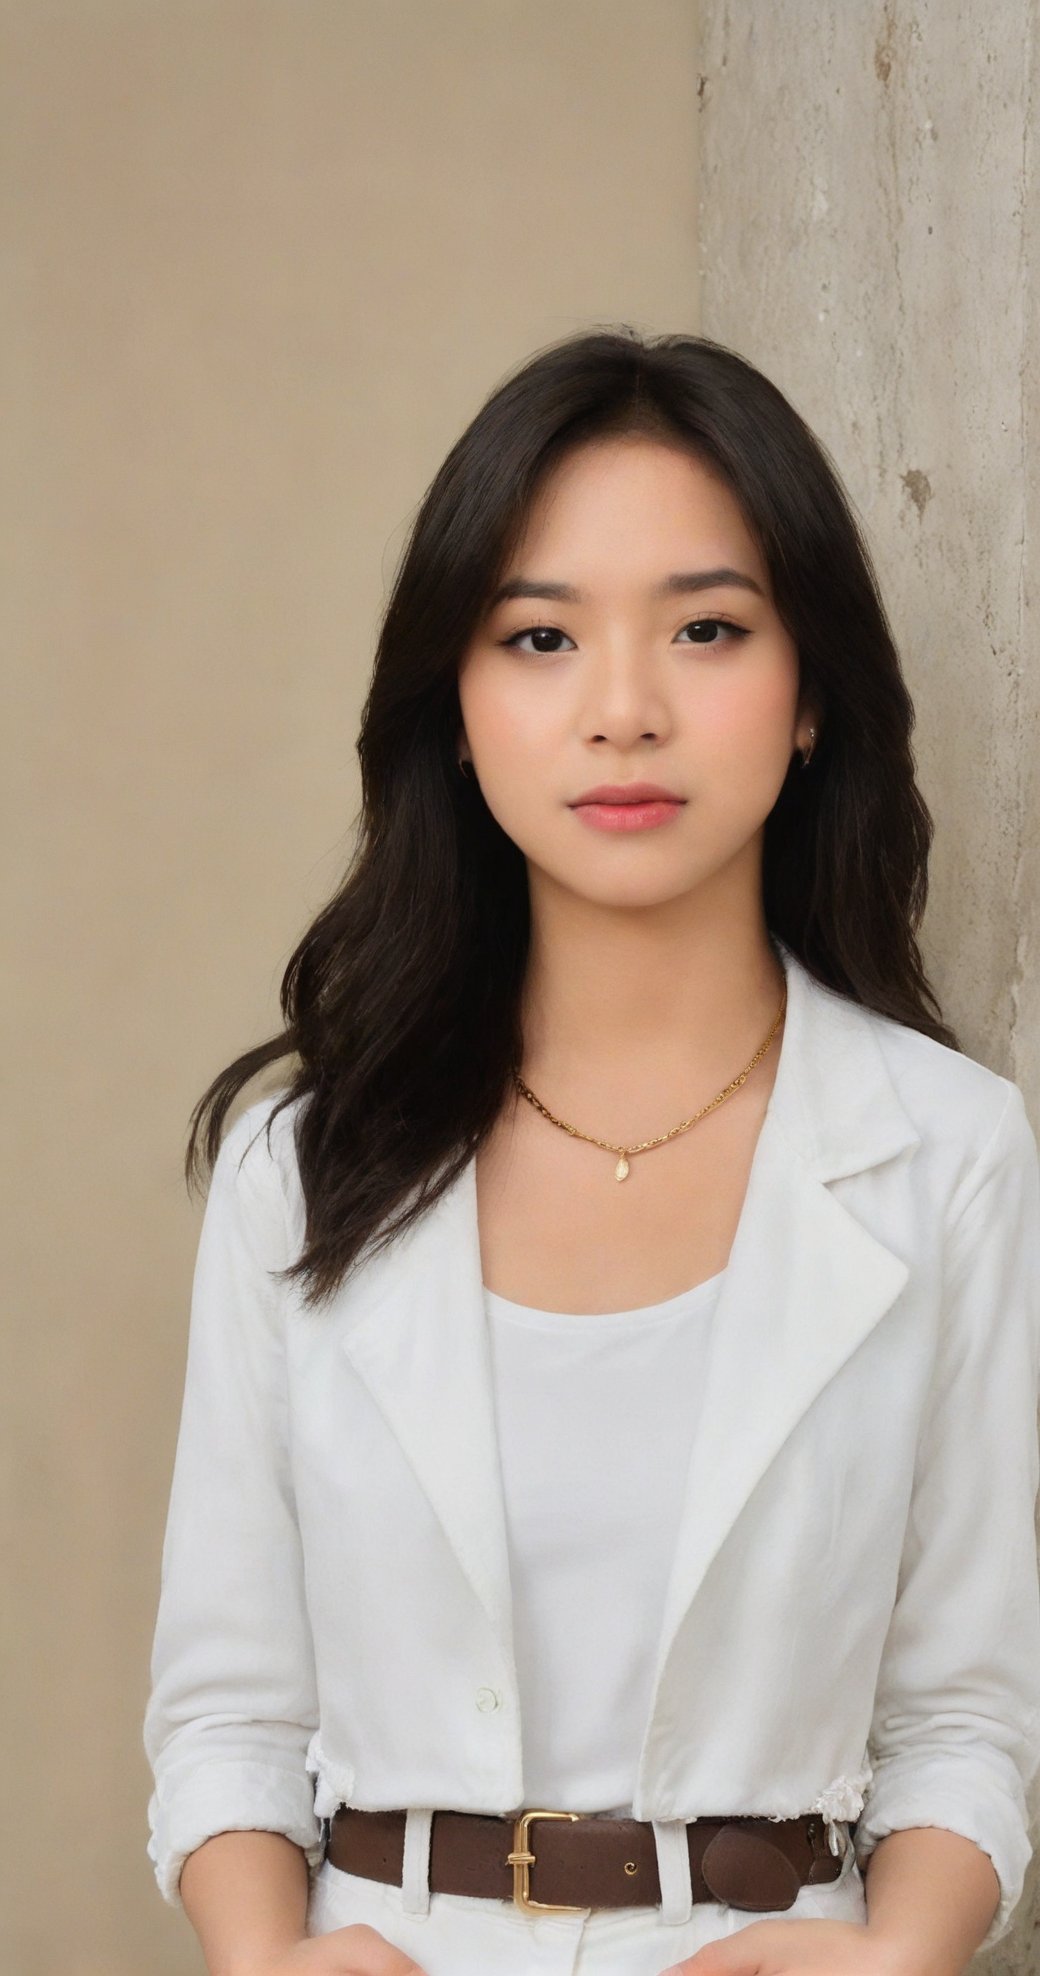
(865, 1000, 1017, 1127)
(209, 1091, 308, 1257)
(858, 999, 1036, 1210)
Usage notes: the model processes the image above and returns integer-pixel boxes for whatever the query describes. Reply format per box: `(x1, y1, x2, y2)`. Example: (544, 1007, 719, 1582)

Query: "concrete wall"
(699, 1, 1038, 1114)
(2, 5, 698, 1971)
(697, 8, 1039, 1970)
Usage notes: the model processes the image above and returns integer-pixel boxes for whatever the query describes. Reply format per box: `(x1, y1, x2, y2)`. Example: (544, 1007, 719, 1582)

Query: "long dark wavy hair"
(186, 324, 957, 1307)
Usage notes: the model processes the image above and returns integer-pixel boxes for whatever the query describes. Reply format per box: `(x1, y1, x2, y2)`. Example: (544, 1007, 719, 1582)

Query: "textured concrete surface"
(698, 2, 1039, 1124)
(698, 11, 1039, 1970)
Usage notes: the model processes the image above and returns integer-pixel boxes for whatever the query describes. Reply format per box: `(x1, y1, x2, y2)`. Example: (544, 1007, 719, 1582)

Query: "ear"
(796, 703, 822, 754)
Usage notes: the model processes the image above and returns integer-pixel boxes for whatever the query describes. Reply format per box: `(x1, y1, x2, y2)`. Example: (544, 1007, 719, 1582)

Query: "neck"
(516, 872, 786, 1124)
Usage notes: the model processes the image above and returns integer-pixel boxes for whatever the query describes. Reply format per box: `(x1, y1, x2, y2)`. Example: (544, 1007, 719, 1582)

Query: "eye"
(500, 617, 750, 656)
(676, 616, 750, 646)
(501, 624, 576, 655)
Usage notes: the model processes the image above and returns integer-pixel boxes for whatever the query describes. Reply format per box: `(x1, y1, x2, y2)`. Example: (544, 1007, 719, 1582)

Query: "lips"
(571, 783, 685, 806)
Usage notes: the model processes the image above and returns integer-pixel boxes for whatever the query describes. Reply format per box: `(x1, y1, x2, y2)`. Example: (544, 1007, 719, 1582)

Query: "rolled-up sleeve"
(854, 1081, 1040, 1949)
(143, 1102, 324, 1907)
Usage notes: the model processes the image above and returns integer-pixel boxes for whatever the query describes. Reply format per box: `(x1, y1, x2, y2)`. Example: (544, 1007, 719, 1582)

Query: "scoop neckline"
(482, 1265, 728, 1330)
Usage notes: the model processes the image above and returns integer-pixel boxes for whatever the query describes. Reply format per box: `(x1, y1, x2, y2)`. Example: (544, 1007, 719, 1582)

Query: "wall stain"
(901, 467, 933, 515)
(874, 1, 896, 83)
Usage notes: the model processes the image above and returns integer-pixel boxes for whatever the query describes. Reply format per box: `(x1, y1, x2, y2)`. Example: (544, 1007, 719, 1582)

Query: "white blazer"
(143, 941, 1040, 1950)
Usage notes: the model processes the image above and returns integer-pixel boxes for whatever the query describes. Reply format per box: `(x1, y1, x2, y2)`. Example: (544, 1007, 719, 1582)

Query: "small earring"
(801, 726, 817, 769)
(458, 754, 475, 778)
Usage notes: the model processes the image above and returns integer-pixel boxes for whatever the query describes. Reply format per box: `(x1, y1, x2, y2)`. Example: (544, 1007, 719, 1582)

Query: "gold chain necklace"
(511, 985, 787, 1181)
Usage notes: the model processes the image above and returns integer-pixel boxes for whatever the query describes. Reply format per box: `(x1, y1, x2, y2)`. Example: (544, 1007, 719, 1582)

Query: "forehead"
(496, 436, 768, 594)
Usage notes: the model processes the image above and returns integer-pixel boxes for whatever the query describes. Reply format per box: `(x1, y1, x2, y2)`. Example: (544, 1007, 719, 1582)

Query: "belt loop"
(401, 1807, 434, 1916)
(651, 1817, 694, 1925)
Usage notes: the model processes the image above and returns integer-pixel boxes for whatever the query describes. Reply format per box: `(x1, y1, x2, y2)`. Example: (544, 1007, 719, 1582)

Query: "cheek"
(460, 665, 570, 799)
(457, 677, 559, 843)
(691, 661, 798, 759)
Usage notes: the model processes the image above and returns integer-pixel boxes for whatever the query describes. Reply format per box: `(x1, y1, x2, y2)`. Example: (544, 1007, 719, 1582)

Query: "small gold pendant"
(615, 1153, 630, 1181)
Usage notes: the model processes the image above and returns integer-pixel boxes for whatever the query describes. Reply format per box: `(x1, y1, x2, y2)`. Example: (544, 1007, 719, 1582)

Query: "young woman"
(144, 328, 1040, 1976)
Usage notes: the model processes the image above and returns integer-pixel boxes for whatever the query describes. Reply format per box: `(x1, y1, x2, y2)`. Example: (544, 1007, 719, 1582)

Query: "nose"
(579, 641, 673, 749)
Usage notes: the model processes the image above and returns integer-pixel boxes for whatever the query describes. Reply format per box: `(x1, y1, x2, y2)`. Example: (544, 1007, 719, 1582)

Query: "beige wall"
(2, 3, 700, 1970)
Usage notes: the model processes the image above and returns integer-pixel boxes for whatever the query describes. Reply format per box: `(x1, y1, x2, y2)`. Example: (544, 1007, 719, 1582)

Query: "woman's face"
(456, 434, 816, 915)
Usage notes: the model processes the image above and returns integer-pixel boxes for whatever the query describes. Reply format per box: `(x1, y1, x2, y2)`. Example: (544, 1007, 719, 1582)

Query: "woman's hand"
(658, 1917, 941, 1976)
(233, 1921, 431, 1975)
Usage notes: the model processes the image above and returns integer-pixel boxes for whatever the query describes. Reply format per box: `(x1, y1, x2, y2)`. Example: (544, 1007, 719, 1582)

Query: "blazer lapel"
(338, 1146, 517, 1660)
(647, 966, 919, 1697)
(338, 940, 921, 1690)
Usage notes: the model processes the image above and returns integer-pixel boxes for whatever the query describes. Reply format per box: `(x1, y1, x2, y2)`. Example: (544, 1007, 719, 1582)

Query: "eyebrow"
(487, 567, 766, 609)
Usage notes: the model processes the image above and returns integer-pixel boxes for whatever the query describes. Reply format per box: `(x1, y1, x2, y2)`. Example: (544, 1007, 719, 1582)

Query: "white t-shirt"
(483, 1266, 728, 1817)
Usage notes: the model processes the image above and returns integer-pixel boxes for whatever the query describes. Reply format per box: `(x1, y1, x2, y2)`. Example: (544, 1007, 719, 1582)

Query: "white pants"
(306, 1812, 867, 1974)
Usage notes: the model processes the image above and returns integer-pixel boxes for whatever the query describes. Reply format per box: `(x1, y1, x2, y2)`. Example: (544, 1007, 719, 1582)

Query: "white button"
(475, 1686, 502, 1712)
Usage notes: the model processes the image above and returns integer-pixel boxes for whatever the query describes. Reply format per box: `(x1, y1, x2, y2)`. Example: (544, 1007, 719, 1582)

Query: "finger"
(326, 1919, 432, 1973)
(659, 1940, 764, 1976)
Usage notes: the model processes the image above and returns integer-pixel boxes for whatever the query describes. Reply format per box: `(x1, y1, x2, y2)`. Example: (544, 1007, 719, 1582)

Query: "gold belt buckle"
(506, 1808, 587, 1913)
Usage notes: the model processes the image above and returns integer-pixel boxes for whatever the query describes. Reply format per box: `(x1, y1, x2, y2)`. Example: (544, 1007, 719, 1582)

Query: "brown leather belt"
(326, 1805, 851, 1914)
